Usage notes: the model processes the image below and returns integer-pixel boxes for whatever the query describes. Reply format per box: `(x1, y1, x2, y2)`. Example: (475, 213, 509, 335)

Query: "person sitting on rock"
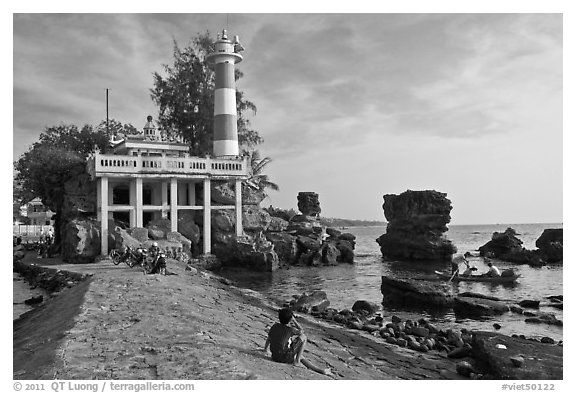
(264, 308, 307, 366)
(484, 261, 501, 277)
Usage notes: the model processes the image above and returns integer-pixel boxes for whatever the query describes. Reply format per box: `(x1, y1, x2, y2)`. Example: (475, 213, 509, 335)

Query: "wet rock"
(448, 345, 472, 359)
(348, 321, 363, 330)
(191, 254, 222, 271)
(362, 324, 380, 333)
(454, 296, 509, 317)
(391, 315, 402, 323)
(510, 305, 524, 314)
(385, 336, 398, 345)
(293, 291, 330, 313)
(523, 311, 537, 317)
(459, 292, 501, 301)
(519, 300, 540, 308)
(325, 227, 342, 238)
(535, 228, 563, 263)
(456, 361, 475, 377)
(411, 326, 430, 338)
(541, 337, 555, 344)
(352, 300, 379, 315)
(524, 313, 562, 326)
(493, 323, 501, 330)
(381, 276, 454, 307)
(335, 240, 355, 263)
(320, 242, 340, 265)
(24, 295, 44, 305)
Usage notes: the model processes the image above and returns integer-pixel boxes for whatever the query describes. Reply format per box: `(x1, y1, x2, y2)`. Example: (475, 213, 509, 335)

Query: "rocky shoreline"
(13, 253, 562, 380)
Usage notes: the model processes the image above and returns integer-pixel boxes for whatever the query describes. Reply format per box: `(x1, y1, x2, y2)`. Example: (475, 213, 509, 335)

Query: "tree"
(14, 124, 109, 245)
(243, 149, 279, 196)
(95, 118, 138, 139)
(150, 32, 262, 156)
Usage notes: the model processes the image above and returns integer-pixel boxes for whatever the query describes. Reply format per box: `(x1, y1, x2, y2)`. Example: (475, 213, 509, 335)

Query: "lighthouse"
(206, 29, 244, 157)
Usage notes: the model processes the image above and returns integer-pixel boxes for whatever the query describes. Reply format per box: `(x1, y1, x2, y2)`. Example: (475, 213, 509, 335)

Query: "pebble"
(411, 326, 430, 338)
(386, 336, 398, 345)
(493, 323, 501, 330)
(541, 337, 555, 344)
(510, 356, 524, 367)
(456, 361, 475, 377)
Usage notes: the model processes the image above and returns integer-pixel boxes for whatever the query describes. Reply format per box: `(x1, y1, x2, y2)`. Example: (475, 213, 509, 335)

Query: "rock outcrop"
(479, 228, 547, 266)
(297, 192, 321, 217)
(380, 276, 454, 307)
(61, 218, 102, 264)
(535, 228, 563, 263)
(376, 190, 456, 262)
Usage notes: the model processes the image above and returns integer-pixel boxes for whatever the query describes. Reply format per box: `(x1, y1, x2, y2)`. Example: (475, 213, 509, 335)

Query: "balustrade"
(92, 153, 247, 177)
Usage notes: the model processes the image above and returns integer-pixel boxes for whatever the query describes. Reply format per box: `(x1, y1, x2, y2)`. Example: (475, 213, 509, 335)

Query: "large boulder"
(471, 332, 563, 380)
(212, 209, 236, 233)
(335, 239, 355, 263)
(109, 225, 142, 250)
(146, 218, 171, 240)
(243, 205, 272, 232)
(535, 228, 563, 263)
(292, 291, 330, 313)
(321, 242, 340, 265)
(128, 227, 149, 243)
(62, 166, 97, 219)
(479, 228, 524, 257)
(264, 232, 297, 264)
(61, 217, 101, 263)
(211, 181, 266, 206)
(166, 231, 192, 254)
(381, 276, 454, 307)
(213, 233, 279, 272)
(177, 211, 201, 245)
(297, 192, 321, 216)
(376, 190, 456, 262)
(454, 296, 510, 317)
(267, 216, 289, 232)
(479, 228, 546, 266)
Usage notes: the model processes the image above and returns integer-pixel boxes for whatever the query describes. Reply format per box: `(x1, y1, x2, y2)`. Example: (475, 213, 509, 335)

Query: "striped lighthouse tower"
(206, 29, 244, 157)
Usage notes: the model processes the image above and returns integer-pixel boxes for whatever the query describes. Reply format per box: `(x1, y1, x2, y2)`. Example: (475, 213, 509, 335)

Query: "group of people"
(451, 252, 501, 278)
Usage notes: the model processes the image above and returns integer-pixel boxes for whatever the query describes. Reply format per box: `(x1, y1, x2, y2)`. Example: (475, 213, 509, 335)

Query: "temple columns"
(170, 178, 178, 232)
(99, 176, 109, 255)
(235, 179, 243, 236)
(203, 178, 211, 254)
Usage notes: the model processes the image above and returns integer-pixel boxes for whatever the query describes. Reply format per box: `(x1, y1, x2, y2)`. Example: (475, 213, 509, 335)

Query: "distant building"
(22, 198, 55, 226)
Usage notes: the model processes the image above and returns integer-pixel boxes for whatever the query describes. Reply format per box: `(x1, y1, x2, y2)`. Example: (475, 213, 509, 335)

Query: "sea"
(219, 223, 564, 341)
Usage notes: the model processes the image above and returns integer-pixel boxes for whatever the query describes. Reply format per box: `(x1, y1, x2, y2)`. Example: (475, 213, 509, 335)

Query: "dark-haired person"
(264, 308, 307, 366)
(484, 261, 501, 277)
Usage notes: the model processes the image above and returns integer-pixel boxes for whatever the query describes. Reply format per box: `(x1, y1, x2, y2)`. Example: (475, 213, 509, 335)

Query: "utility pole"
(106, 88, 110, 136)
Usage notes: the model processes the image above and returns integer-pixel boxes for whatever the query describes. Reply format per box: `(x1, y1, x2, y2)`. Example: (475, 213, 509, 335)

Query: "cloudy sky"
(12, 12, 563, 225)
